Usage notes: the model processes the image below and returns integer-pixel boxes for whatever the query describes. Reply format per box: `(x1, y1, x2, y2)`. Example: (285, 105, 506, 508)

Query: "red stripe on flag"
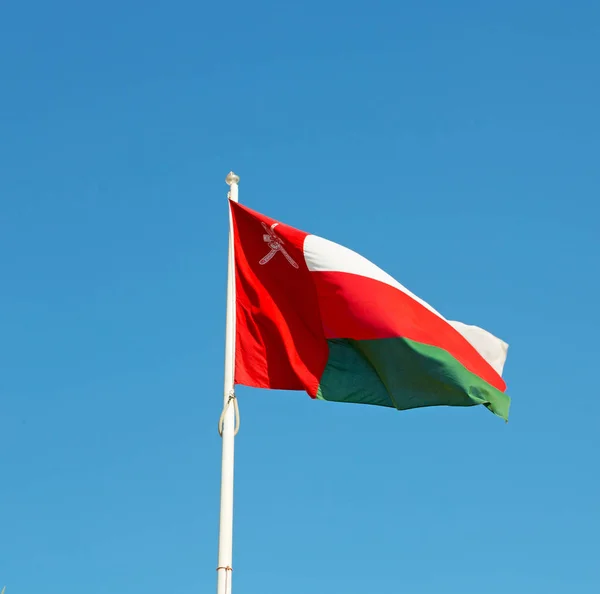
(312, 271, 506, 392)
(231, 201, 328, 396)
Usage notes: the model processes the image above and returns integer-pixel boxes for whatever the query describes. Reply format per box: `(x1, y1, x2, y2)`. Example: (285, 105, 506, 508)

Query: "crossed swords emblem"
(259, 222, 299, 268)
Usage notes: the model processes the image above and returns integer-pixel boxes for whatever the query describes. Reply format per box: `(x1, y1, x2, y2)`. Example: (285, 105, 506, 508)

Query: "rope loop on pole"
(218, 391, 240, 437)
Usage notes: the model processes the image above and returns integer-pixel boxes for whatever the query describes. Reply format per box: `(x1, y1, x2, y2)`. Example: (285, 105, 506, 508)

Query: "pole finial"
(225, 171, 240, 186)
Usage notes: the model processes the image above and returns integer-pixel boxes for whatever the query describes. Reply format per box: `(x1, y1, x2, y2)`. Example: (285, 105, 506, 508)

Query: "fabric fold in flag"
(231, 201, 510, 420)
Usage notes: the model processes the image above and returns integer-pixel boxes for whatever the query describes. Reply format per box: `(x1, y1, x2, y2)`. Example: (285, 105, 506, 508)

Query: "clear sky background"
(1, 1, 599, 593)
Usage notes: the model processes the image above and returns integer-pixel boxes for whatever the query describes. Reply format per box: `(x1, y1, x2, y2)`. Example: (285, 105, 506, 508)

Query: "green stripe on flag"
(316, 337, 510, 420)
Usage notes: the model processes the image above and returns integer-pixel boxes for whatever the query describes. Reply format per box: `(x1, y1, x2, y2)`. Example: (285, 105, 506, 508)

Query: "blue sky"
(1, 1, 599, 592)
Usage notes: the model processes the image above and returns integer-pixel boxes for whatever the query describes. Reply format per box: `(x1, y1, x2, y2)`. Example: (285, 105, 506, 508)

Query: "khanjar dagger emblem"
(259, 222, 299, 268)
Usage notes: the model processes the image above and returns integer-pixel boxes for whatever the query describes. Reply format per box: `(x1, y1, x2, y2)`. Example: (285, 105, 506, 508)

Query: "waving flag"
(231, 201, 510, 420)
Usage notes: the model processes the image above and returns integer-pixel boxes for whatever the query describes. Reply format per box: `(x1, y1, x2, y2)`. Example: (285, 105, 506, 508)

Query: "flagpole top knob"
(225, 172, 240, 186)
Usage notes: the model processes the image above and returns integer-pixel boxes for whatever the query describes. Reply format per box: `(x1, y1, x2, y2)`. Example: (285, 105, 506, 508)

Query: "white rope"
(218, 392, 240, 437)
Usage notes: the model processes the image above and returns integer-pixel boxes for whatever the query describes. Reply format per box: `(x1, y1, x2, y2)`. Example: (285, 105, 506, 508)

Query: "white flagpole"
(217, 171, 240, 594)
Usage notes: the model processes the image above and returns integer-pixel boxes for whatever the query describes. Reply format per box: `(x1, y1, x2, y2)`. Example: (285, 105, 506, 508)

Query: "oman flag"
(231, 201, 510, 421)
